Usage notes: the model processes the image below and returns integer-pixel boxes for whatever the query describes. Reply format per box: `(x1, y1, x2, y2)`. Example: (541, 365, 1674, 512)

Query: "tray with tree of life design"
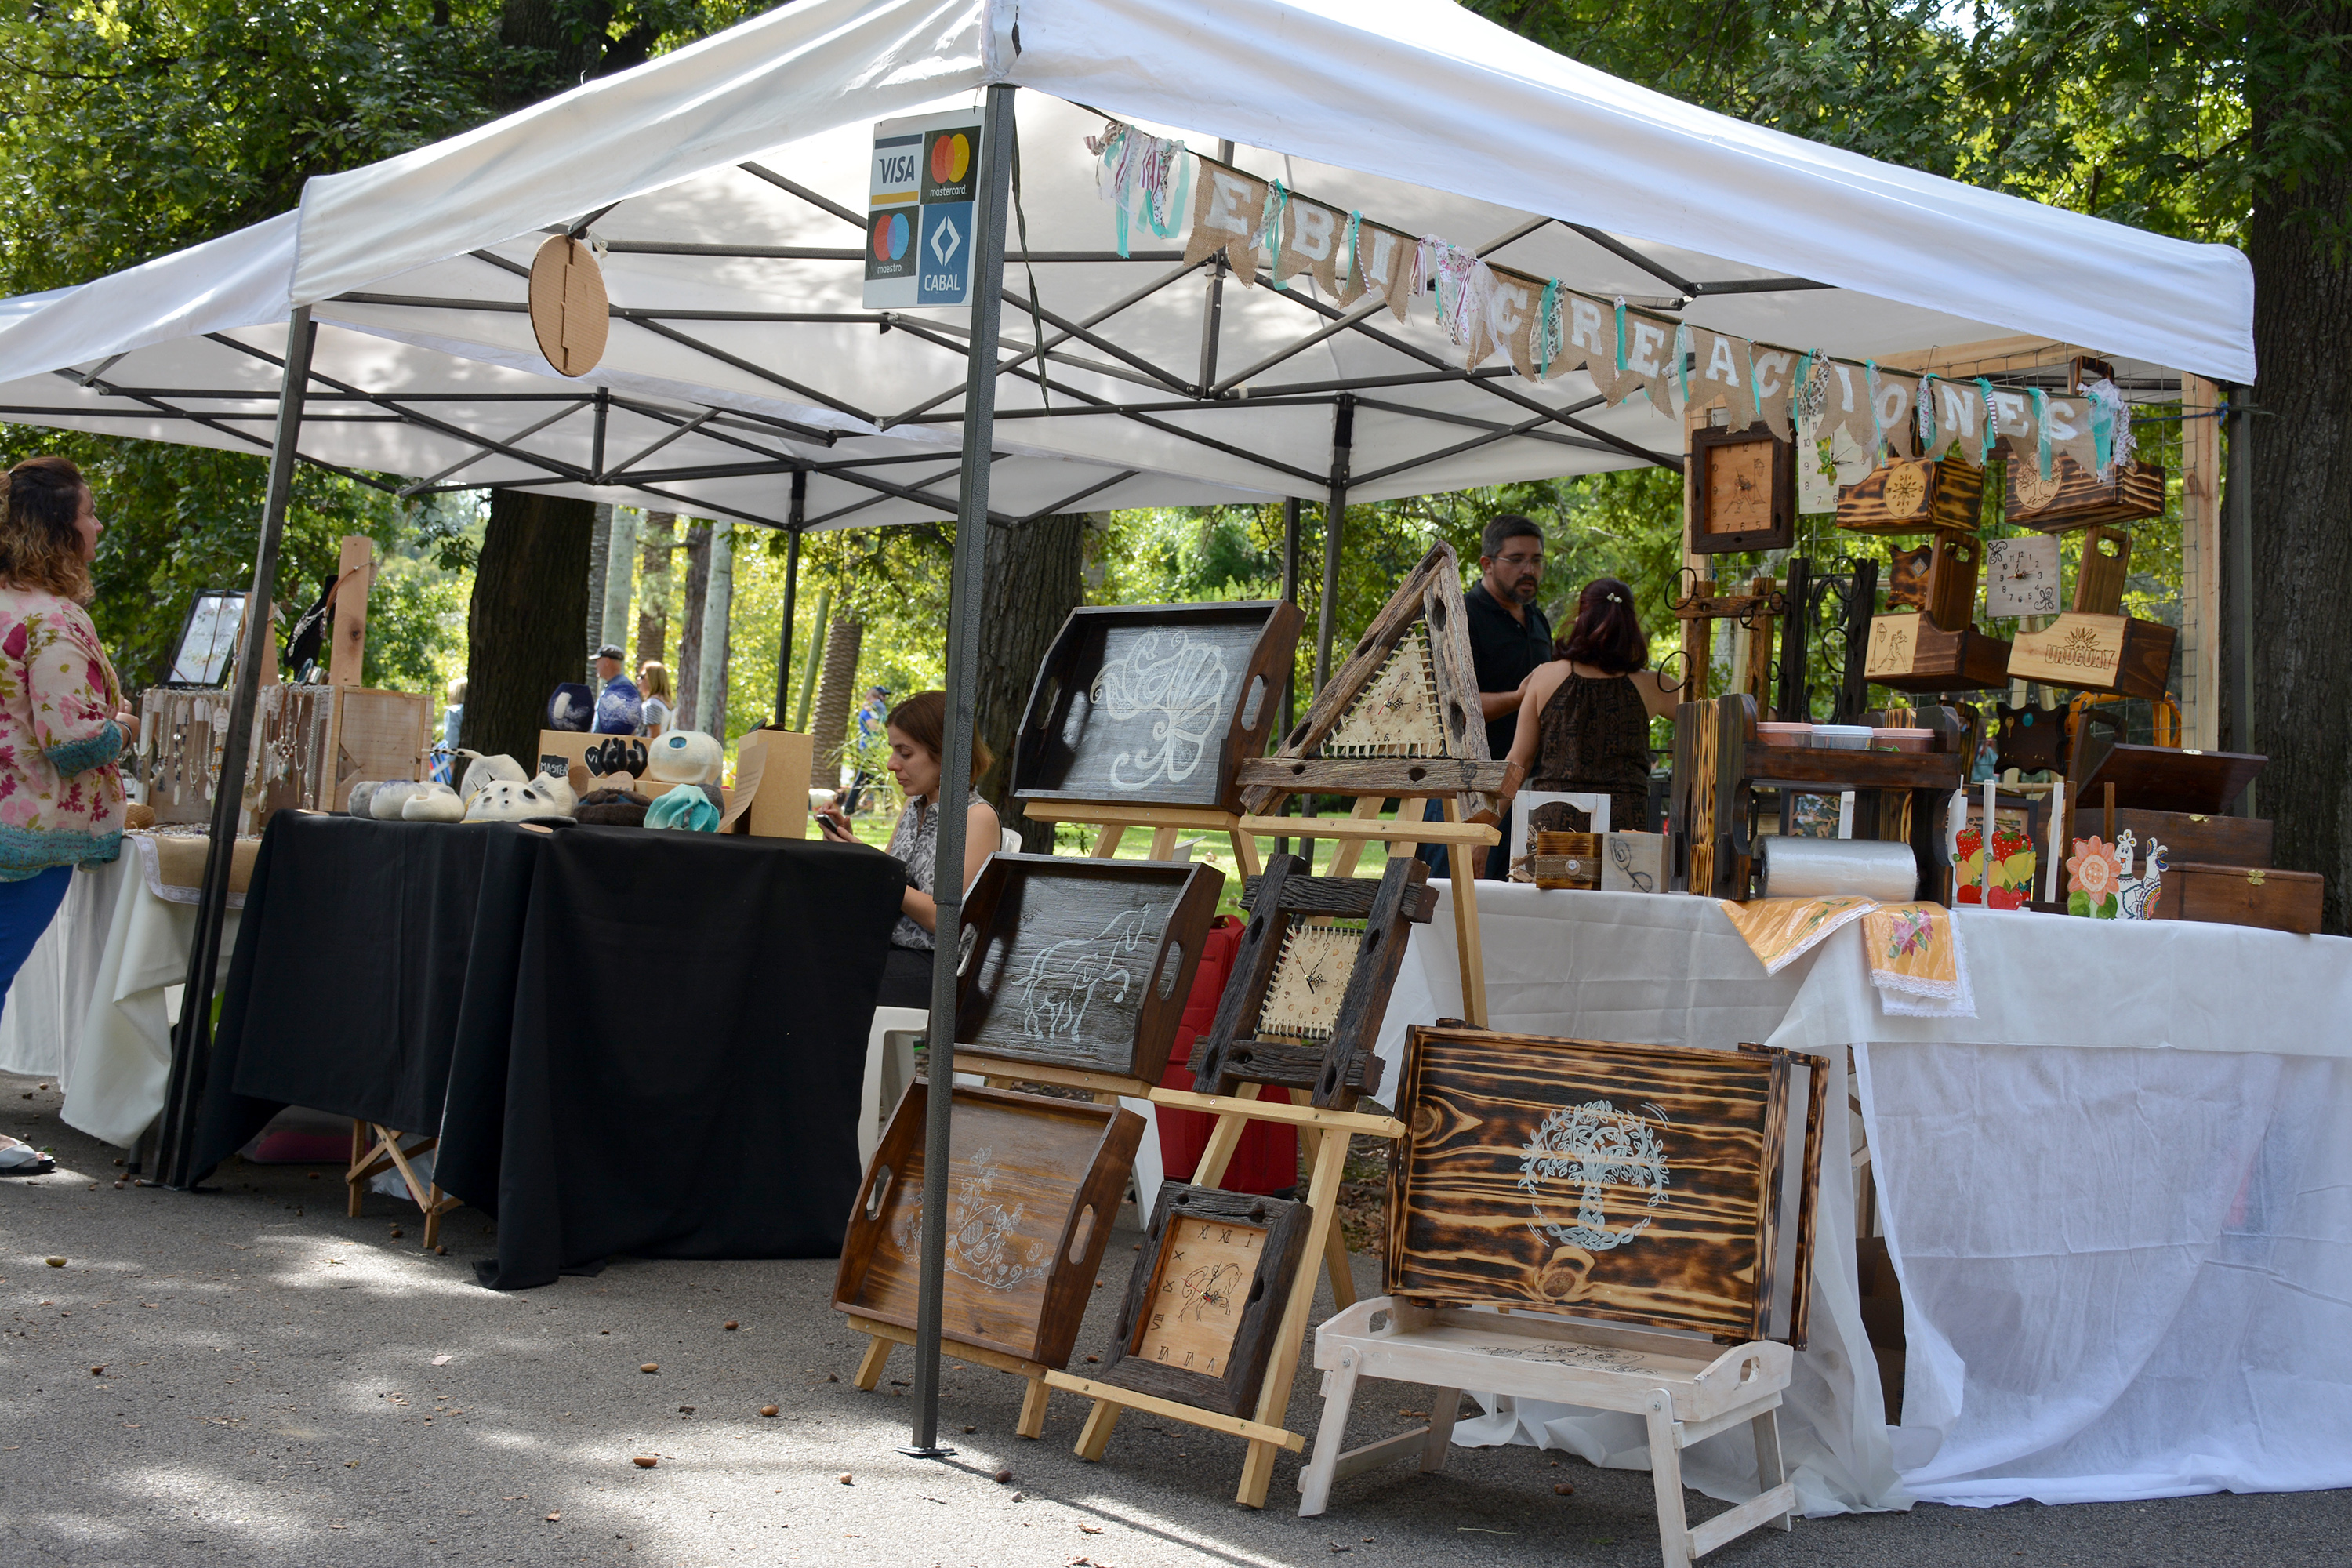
(956, 853, 1222, 1082)
(1010, 601, 1304, 815)
(1388, 1025, 1828, 1346)
(833, 1079, 1142, 1368)
(1094, 1185, 1312, 1417)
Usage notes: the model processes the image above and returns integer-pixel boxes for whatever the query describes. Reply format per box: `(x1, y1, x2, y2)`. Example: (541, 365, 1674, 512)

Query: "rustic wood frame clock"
(1687, 423, 1795, 555)
(1188, 851, 1436, 1106)
(1095, 1185, 1312, 1417)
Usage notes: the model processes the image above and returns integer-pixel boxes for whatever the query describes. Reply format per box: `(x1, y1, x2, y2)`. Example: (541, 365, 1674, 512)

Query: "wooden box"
(2151, 862, 2323, 935)
(1602, 831, 1665, 893)
(2007, 612, 2175, 699)
(1687, 423, 1795, 555)
(722, 727, 812, 839)
(2005, 454, 2165, 532)
(834, 1080, 1142, 1368)
(1011, 601, 1303, 815)
(2111, 808, 2270, 869)
(1531, 829, 1600, 890)
(1388, 1026, 1828, 1345)
(957, 854, 1223, 1083)
(2072, 735, 2264, 814)
(1864, 612, 2012, 693)
(329, 688, 431, 811)
(1835, 453, 1984, 535)
(1095, 1185, 1312, 1417)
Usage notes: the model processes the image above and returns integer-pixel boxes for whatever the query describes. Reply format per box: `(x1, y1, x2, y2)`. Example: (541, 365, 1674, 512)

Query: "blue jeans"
(0, 865, 72, 1027)
(1417, 798, 1505, 880)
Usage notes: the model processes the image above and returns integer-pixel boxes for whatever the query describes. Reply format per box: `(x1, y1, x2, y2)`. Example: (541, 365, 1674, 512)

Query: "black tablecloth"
(194, 814, 500, 1174)
(198, 812, 905, 1290)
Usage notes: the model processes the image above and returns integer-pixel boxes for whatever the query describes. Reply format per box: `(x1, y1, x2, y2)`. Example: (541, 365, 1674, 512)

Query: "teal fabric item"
(45, 719, 124, 779)
(645, 787, 719, 833)
(0, 822, 121, 882)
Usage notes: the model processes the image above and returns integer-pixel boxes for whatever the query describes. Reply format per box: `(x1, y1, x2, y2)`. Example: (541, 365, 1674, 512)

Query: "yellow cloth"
(1860, 901, 1965, 1004)
(1716, 895, 1876, 975)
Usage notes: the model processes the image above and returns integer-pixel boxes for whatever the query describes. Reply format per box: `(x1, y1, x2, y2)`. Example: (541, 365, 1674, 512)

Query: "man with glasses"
(1425, 514, 1552, 878)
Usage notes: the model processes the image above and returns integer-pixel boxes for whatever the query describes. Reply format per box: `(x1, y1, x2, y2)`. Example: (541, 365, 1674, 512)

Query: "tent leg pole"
(907, 80, 1016, 1461)
(1278, 495, 1300, 858)
(1313, 395, 1356, 694)
(775, 472, 805, 726)
(154, 305, 316, 1191)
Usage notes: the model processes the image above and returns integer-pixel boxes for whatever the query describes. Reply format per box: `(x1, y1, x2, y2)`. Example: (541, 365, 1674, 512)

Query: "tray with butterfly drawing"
(1237, 543, 1512, 812)
(833, 1078, 1142, 1368)
(956, 853, 1223, 1083)
(1187, 852, 1436, 1107)
(1388, 1025, 1828, 1347)
(1009, 601, 1304, 815)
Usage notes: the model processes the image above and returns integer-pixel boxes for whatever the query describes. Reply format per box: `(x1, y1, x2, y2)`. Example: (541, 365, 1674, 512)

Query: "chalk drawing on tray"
(1016, 906, 1156, 1040)
(1089, 629, 1232, 791)
(1517, 1099, 1671, 1252)
(889, 1145, 1051, 1292)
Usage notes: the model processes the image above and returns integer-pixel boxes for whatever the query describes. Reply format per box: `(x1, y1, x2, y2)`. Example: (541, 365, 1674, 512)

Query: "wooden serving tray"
(1011, 601, 1303, 815)
(1388, 1026, 1827, 1346)
(957, 853, 1222, 1083)
(2071, 736, 2265, 815)
(834, 1080, 1142, 1369)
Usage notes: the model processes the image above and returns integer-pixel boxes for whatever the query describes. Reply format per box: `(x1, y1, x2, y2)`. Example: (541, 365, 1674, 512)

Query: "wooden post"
(327, 535, 372, 687)
(2180, 374, 2223, 749)
(1744, 575, 1777, 716)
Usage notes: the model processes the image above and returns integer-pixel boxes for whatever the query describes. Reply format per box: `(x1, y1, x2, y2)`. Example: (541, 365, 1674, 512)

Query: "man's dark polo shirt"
(1463, 579, 1554, 761)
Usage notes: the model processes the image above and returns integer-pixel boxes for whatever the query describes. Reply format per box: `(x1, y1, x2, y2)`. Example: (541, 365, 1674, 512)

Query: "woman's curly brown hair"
(0, 456, 94, 602)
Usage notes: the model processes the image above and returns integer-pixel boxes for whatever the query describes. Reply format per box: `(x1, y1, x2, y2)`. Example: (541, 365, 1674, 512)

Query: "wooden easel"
(347, 1120, 460, 1248)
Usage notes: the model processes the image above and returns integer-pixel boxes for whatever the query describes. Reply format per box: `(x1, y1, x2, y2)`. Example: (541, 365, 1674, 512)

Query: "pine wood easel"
(347, 1120, 460, 1248)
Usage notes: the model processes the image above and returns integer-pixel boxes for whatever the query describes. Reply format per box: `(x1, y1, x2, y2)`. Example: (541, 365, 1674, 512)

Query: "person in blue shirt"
(591, 644, 644, 735)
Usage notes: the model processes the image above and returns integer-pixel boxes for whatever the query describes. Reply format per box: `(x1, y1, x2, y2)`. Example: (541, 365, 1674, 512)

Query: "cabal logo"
(929, 220, 962, 268)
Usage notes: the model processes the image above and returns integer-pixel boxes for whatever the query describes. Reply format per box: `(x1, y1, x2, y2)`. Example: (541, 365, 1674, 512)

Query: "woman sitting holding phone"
(815, 689, 1000, 1010)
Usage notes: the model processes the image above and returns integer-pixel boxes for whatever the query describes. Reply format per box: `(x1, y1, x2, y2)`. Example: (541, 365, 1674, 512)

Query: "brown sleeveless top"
(1529, 670, 1653, 832)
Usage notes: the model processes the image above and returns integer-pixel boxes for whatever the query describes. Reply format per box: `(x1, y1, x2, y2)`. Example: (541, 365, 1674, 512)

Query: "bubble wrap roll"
(1756, 837, 1918, 902)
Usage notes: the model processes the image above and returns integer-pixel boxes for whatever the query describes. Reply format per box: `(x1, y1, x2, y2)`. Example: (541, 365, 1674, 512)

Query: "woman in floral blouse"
(0, 456, 136, 1173)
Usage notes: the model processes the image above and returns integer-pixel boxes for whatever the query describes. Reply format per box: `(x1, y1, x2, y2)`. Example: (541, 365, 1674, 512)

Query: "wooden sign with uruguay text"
(1010, 601, 1304, 815)
(2007, 612, 2175, 699)
(834, 1080, 1142, 1368)
(1387, 1025, 1828, 1347)
(1094, 1185, 1311, 1417)
(957, 854, 1222, 1083)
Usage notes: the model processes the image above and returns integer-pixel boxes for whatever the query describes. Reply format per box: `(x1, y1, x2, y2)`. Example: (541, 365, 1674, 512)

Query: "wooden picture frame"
(1236, 543, 1508, 817)
(834, 1080, 1142, 1369)
(1187, 852, 1436, 1105)
(1386, 1025, 1828, 1347)
(1094, 1185, 1312, 1417)
(1687, 423, 1795, 555)
(956, 853, 1223, 1083)
(1010, 601, 1304, 815)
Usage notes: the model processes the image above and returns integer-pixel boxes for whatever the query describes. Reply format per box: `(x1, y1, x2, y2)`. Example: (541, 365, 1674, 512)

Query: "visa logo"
(877, 154, 919, 185)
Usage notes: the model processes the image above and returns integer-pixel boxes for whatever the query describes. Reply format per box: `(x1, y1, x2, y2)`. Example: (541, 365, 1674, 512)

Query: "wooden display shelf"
(1235, 757, 1511, 799)
(1741, 746, 1965, 793)
(1047, 802, 1264, 877)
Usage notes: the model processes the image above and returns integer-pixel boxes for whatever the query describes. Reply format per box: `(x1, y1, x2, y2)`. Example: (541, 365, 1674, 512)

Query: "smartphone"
(817, 808, 857, 843)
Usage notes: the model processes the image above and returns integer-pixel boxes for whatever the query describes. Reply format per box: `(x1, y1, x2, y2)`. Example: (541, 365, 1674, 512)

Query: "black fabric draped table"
(195, 812, 904, 1288)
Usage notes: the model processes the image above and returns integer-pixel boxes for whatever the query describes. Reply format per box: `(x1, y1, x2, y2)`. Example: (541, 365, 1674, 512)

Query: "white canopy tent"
(0, 0, 2256, 1519)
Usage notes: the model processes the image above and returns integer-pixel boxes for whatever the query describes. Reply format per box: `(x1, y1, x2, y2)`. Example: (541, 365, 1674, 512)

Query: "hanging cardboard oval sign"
(528, 234, 609, 377)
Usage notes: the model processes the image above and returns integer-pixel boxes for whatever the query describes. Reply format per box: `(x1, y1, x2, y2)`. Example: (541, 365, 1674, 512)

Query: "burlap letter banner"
(1750, 348, 1798, 438)
(1275, 197, 1344, 292)
(1184, 162, 1269, 282)
(1687, 328, 1755, 427)
(1335, 222, 1414, 321)
(1562, 292, 1632, 402)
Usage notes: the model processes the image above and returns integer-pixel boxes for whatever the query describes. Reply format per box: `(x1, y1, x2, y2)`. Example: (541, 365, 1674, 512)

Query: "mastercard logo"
(930, 132, 971, 185)
(872, 212, 910, 262)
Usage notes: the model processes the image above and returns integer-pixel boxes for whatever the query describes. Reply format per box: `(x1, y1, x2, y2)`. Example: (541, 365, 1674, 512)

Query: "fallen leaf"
(993, 1468, 1014, 1484)
(826, 1373, 839, 1383)
(1554, 1482, 1575, 1495)
(89, 1366, 103, 1376)
(430, 1355, 452, 1367)
(1078, 1523, 1103, 1534)
(1011, 1492, 1025, 1502)
(633, 1456, 658, 1468)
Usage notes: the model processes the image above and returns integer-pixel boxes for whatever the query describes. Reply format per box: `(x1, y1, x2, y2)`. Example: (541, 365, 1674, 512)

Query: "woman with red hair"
(1500, 577, 1676, 834)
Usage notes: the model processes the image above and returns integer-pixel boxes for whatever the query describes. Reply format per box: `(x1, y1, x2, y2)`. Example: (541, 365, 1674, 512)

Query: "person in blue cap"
(591, 644, 644, 735)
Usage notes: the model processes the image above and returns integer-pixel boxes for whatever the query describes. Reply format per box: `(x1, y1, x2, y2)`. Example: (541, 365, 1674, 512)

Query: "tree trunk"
(586, 502, 612, 662)
(635, 511, 674, 668)
(695, 523, 734, 740)
(974, 512, 1088, 850)
(462, 490, 593, 764)
(676, 519, 713, 728)
(810, 617, 865, 789)
(2247, 6, 2352, 934)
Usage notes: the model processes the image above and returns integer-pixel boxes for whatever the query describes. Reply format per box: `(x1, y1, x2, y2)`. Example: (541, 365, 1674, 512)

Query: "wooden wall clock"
(1187, 851, 1436, 1105)
(1687, 423, 1795, 555)
(956, 854, 1222, 1083)
(1094, 1185, 1312, 1417)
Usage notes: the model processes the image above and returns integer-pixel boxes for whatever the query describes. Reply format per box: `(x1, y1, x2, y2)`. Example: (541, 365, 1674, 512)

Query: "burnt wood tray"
(834, 1080, 1142, 1369)
(1011, 601, 1303, 815)
(1388, 1025, 1827, 1347)
(956, 854, 1222, 1083)
(2071, 736, 2265, 815)
(1094, 1185, 1311, 1417)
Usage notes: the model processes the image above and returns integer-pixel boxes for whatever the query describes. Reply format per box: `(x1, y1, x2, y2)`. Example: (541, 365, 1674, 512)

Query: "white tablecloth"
(1373, 884, 2352, 1513)
(0, 855, 132, 1085)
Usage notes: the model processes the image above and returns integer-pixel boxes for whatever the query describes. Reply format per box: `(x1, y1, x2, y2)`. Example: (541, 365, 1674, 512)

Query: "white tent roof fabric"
(0, 0, 2252, 533)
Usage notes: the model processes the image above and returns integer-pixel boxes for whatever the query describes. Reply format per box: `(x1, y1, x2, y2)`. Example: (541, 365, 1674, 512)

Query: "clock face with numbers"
(1257, 922, 1359, 1040)
(1984, 533, 2061, 619)
(1131, 1215, 1267, 1377)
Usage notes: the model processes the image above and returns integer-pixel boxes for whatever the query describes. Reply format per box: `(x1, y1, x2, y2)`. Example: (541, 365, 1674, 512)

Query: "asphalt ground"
(3, 1070, 2343, 1568)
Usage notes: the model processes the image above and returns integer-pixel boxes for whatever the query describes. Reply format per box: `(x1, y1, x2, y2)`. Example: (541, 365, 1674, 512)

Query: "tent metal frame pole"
(775, 471, 806, 725)
(906, 80, 1016, 1461)
(1278, 495, 1301, 860)
(154, 305, 317, 1190)
(1314, 396, 1356, 694)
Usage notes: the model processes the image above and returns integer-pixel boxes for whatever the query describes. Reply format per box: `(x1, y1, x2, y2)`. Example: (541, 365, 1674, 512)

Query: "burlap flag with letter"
(1621, 312, 1676, 411)
(1276, 198, 1344, 292)
(1871, 369, 1919, 458)
(1824, 361, 1878, 452)
(1563, 292, 1632, 402)
(1928, 378, 1981, 463)
(1687, 328, 1755, 427)
(1750, 347, 1798, 438)
(1490, 270, 1543, 380)
(1336, 223, 1414, 320)
(1184, 162, 1268, 282)
(2042, 396, 2098, 471)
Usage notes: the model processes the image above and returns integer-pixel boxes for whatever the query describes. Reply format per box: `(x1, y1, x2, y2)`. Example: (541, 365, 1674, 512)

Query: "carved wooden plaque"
(1011, 601, 1303, 814)
(1095, 1185, 1310, 1416)
(957, 854, 1222, 1082)
(834, 1080, 1142, 1368)
(1388, 1025, 1826, 1346)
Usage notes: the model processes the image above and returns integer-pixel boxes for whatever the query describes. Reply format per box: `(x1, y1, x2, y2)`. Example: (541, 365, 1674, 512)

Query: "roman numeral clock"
(1094, 1186, 1312, 1416)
